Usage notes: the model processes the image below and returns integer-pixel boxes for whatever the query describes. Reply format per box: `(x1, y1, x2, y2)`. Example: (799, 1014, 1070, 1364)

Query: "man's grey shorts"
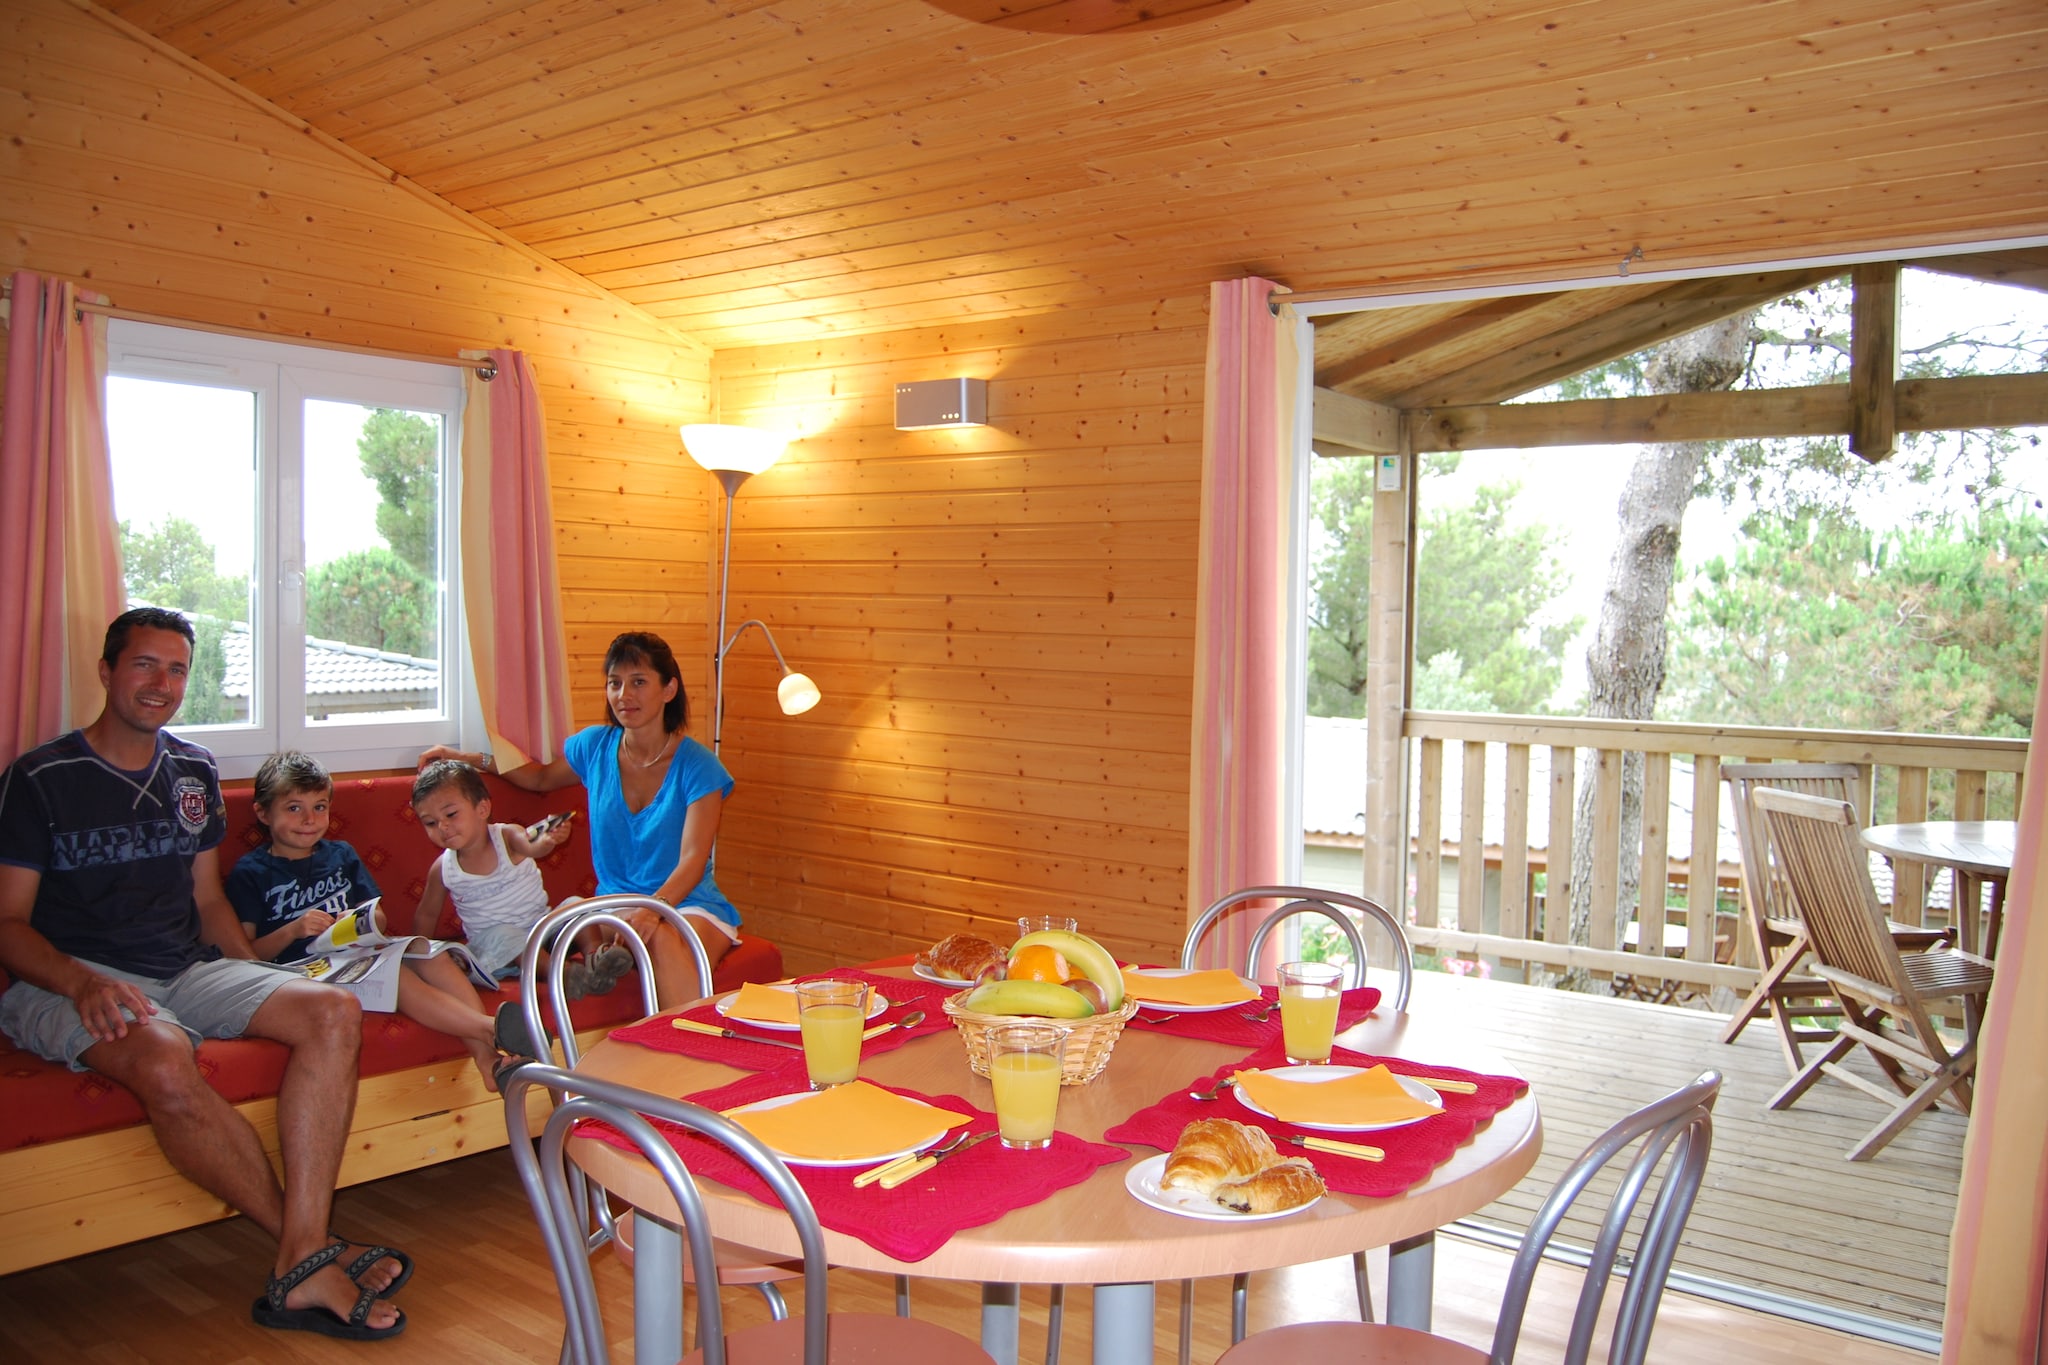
(0, 957, 295, 1070)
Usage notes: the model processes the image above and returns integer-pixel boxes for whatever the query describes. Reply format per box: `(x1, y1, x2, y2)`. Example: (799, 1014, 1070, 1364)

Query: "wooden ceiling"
(93, 0, 2048, 353)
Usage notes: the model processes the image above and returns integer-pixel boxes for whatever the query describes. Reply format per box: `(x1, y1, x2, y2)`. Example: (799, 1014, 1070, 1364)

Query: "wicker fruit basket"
(942, 991, 1140, 1086)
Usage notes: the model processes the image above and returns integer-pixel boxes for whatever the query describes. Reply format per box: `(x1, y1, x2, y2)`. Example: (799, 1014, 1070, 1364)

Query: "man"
(0, 608, 405, 1341)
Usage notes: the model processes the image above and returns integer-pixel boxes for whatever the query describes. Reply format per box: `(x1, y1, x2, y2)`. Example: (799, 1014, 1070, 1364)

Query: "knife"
(876, 1129, 998, 1189)
(1282, 1133, 1385, 1161)
(670, 1017, 806, 1052)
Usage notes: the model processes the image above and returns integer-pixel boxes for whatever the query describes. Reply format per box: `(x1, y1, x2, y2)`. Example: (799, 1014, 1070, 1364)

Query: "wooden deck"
(1406, 969, 1958, 1343)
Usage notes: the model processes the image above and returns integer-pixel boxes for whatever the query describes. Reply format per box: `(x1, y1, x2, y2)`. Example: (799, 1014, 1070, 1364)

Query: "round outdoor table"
(1862, 820, 2018, 958)
(569, 973, 1541, 1365)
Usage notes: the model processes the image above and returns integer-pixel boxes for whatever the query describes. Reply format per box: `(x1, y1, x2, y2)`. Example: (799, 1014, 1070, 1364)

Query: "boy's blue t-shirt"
(224, 840, 381, 963)
(562, 725, 739, 926)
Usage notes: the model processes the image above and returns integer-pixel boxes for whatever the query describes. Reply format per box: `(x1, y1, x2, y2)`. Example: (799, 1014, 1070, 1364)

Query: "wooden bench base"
(0, 1032, 599, 1277)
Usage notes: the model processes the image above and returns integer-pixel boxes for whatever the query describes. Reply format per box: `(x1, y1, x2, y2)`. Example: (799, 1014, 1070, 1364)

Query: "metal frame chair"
(1176, 885, 1415, 1360)
(1752, 788, 1995, 1161)
(1215, 1070, 1721, 1365)
(501, 1063, 992, 1365)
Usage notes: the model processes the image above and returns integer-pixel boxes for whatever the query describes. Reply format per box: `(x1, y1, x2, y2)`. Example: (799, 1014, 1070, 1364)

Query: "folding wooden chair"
(1752, 788, 1995, 1162)
(1717, 763, 1946, 1075)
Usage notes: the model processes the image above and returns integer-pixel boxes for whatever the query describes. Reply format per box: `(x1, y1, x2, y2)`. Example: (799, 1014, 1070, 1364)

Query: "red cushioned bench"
(0, 771, 781, 1275)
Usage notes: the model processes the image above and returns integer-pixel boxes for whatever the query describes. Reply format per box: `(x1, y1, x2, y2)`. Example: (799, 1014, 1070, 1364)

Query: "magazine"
(291, 900, 495, 1012)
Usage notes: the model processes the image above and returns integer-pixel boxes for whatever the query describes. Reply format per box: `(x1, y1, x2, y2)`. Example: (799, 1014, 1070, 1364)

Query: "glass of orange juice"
(1277, 961, 1344, 1065)
(795, 979, 868, 1089)
(985, 1022, 1067, 1149)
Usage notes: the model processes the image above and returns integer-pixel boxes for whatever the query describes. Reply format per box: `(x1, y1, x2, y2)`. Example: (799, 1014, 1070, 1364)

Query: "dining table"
(568, 965, 1542, 1365)
(1861, 819, 2019, 958)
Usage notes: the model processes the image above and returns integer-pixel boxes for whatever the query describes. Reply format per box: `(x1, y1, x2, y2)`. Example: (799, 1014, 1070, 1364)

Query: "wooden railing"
(1397, 711, 2028, 992)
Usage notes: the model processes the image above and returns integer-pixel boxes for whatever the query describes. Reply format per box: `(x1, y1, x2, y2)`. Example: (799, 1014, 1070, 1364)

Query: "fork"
(1240, 1000, 1279, 1023)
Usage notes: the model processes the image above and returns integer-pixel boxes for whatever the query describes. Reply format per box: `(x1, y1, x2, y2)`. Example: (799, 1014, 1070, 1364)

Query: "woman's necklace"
(623, 732, 675, 769)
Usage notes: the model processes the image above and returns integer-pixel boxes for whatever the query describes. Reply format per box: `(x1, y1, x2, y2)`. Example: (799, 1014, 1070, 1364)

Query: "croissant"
(1161, 1117, 1281, 1197)
(916, 933, 1007, 983)
(1212, 1158, 1325, 1214)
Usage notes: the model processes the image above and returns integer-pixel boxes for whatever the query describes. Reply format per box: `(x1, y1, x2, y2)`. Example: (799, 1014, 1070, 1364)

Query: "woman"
(421, 631, 736, 1006)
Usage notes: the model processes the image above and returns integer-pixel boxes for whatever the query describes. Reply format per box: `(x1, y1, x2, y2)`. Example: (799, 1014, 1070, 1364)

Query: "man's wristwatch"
(479, 752, 495, 773)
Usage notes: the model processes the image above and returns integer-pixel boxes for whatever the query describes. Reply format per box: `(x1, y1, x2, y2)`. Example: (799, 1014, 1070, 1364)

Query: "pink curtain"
(0, 271, 123, 768)
(458, 350, 573, 769)
(1943, 614, 2047, 1363)
(1186, 277, 1302, 968)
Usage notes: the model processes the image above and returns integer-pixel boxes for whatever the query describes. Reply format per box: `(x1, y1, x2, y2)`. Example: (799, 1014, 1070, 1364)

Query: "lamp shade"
(681, 423, 788, 476)
(777, 671, 822, 716)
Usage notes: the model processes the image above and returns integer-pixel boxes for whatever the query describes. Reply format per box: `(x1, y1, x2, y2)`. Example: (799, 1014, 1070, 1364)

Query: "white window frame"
(105, 319, 482, 779)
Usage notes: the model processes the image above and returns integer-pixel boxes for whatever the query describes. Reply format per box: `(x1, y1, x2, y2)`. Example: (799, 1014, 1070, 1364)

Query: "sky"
(1411, 270, 2048, 707)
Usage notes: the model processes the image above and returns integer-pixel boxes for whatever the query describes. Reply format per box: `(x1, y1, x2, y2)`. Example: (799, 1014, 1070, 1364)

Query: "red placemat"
(608, 968, 953, 1070)
(1123, 978, 1382, 1049)
(577, 1068, 1129, 1262)
(1101, 1042, 1528, 1199)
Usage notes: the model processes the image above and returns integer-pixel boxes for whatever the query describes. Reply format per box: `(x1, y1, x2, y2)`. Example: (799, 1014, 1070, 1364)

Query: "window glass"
(106, 376, 257, 726)
(104, 321, 472, 777)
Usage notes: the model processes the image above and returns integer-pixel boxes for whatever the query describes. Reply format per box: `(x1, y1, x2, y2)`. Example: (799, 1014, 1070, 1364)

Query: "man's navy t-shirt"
(0, 729, 227, 977)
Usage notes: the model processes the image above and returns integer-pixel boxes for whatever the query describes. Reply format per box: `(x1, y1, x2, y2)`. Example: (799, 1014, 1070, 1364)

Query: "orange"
(1006, 944, 1073, 983)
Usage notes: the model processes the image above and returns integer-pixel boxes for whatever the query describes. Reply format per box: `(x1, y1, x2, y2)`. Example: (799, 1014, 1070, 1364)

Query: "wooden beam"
(1907, 247, 2048, 295)
(1384, 268, 1842, 408)
(1380, 370, 2048, 454)
(1312, 385, 1400, 453)
(1850, 261, 1900, 462)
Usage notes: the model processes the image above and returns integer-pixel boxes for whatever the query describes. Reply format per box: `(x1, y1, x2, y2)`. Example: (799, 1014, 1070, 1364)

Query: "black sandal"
(332, 1231, 413, 1299)
(494, 1001, 542, 1060)
(250, 1242, 407, 1341)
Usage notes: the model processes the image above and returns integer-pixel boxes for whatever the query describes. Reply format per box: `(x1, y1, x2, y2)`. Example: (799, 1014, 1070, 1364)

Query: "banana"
(962, 978, 1096, 1019)
(1011, 929, 1125, 1011)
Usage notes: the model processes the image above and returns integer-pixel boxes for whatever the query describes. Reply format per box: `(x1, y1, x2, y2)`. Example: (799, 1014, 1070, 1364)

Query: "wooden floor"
(1411, 970, 1961, 1340)
(0, 973, 1956, 1362)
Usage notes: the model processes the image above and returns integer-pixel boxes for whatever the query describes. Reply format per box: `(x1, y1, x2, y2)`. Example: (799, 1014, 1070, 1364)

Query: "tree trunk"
(1561, 314, 1756, 992)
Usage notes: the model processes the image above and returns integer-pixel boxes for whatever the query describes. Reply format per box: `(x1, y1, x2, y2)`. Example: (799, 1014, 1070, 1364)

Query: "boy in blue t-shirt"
(225, 752, 520, 1091)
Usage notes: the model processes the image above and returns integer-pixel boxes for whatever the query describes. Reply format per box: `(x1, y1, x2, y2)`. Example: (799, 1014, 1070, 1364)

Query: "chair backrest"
(1721, 762, 1861, 936)
(502, 1062, 830, 1365)
(513, 894, 715, 1067)
(1493, 1070, 1720, 1365)
(1182, 885, 1413, 1011)
(1749, 788, 1914, 998)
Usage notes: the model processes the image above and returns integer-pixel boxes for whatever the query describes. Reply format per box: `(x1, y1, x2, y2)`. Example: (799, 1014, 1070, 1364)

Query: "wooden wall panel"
(0, 0, 717, 717)
(707, 301, 1207, 972)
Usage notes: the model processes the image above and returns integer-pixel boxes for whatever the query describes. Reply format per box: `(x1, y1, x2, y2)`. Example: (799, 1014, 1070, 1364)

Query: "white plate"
(1232, 1066, 1443, 1133)
(715, 982, 889, 1032)
(722, 1092, 948, 1168)
(912, 962, 979, 986)
(1122, 968, 1262, 1013)
(1123, 1153, 1322, 1222)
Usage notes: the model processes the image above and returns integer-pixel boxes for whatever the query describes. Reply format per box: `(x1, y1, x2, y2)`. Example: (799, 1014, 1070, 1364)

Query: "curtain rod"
(1, 284, 495, 377)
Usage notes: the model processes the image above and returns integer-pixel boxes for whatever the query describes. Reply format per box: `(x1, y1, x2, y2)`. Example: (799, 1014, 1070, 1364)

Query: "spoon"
(1240, 1000, 1279, 1023)
(862, 1009, 926, 1041)
(1187, 1076, 1236, 1102)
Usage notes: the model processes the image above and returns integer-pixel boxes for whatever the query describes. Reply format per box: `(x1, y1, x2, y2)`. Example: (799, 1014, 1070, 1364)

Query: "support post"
(1850, 261, 1900, 462)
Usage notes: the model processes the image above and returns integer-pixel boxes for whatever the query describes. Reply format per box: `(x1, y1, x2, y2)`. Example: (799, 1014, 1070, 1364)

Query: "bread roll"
(916, 933, 1006, 982)
(1161, 1117, 1280, 1197)
(1212, 1158, 1325, 1214)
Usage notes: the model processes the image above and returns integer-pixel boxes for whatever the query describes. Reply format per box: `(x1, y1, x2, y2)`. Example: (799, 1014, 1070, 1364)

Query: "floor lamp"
(681, 424, 821, 755)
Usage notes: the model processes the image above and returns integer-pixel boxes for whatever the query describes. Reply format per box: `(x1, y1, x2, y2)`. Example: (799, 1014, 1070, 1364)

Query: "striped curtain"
(1943, 613, 2047, 1363)
(0, 271, 123, 768)
(458, 350, 573, 769)
(1186, 276, 1303, 967)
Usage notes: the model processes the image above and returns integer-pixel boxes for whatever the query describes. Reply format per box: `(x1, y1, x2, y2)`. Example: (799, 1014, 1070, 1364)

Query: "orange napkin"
(725, 982, 800, 1026)
(726, 1081, 967, 1161)
(1231, 1064, 1443, 1127)
(1121, 968, 1260, 1007)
